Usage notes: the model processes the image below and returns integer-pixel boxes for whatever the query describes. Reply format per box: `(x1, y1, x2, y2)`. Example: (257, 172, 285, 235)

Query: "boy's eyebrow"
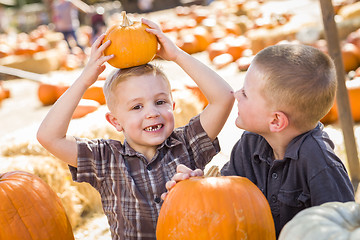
(126, 92, 170, 104)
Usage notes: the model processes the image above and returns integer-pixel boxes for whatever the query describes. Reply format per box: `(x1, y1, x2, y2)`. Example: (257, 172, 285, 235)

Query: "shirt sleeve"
(183, 114, 221, 169)
(69, 137, 111, 190)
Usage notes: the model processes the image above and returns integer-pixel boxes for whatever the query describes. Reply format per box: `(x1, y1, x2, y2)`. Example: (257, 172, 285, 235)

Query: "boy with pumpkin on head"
(37, 18, 234, 239)
(164, 44, 355, 237)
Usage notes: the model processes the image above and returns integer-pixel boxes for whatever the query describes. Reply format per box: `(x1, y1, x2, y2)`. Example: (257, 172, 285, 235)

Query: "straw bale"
(0, 155, 102, 229)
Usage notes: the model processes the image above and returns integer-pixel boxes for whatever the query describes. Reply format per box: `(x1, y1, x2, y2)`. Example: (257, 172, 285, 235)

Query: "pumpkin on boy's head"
(103, 11, 158, 69)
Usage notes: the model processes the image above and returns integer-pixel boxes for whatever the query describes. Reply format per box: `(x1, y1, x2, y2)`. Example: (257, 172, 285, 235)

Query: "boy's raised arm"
(37, 35, 113, 167)
(143, 19, 234, 141)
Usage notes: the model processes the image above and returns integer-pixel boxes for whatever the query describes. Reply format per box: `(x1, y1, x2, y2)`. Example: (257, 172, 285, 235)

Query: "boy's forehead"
(116, 74, 171, 92)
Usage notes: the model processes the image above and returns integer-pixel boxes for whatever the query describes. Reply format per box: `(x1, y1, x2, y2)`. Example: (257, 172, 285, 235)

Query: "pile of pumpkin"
(151, 0, 296, 71)
(0, 25, 90, 73)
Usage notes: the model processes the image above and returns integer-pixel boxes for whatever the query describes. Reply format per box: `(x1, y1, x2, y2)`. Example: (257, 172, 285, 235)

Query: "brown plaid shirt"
(69, 115, 220, 239)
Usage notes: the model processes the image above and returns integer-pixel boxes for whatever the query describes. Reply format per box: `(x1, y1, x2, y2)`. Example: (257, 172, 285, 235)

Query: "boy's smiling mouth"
(144, 124, 163, 132)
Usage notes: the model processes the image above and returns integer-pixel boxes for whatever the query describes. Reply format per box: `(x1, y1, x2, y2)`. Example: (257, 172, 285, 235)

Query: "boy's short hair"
(253, 44, 337, 130)
(103, 63, 171, 111)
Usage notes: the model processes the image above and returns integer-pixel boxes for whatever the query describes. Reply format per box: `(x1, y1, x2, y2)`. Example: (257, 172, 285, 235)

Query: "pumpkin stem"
(204, 165, 221, 177)
(121, 11, 133, 27)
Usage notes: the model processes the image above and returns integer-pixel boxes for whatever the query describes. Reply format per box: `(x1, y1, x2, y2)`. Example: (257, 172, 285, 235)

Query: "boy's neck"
(264, 126, 309, 160)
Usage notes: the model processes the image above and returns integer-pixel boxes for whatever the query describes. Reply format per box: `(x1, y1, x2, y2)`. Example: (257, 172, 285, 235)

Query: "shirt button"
(146, 165, 152, 171)
(272, 173, 278, 179)
(154, 196, 161, 203)
(271, 195, 277, 203)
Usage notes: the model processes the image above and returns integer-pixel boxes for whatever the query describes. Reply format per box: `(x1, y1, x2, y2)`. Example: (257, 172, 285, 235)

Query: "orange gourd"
(320, 78, 360, 124)
(156, 176, 276, 240)
(341, 42, 360, 72)
(0, 171, 74, 240)
(72, 99, 100, 119)
(37, 83, 59, 105)
(103, 11, 157, 69)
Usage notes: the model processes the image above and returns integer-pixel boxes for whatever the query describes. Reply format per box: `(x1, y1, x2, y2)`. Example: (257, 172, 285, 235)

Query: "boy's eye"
(241, 89, 247, 97)
(132, 105, 142, 110)
(156, 100, 166, 105)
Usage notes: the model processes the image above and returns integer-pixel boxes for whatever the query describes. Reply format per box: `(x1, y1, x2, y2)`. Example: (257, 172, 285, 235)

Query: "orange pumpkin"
(320, 78, 360, 124)
(103, 11, 157, 69)
(156, 176, 276, 240)
(72, 99, 100, 119)
(37, 83, 60, 105)
(82, 81, 106, 105)
(0, 171, 74, 240)
(341, 42, 360, 72)
(185, 84, 208, 107)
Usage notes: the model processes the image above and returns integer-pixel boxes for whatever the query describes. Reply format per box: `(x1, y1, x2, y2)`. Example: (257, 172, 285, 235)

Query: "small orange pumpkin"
(72, 99, 100, 119)
(37, 83, 60, 105)
(156, 176, 276, 240)
(103, 11, 157, 69)
(320, 77, 360, 124)
(0, 171, 74, 240)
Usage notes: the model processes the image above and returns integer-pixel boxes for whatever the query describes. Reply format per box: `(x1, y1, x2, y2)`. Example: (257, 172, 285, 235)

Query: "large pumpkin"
(279, 201, 360, 240)
(103, 11, 157, 69)
(0, 171, 74, 240)
(156, 176, 276, 240)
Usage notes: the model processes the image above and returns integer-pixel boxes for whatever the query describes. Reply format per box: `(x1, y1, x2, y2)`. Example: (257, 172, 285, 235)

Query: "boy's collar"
(252, 122, 323, 162)
(121, 136, 183, 157)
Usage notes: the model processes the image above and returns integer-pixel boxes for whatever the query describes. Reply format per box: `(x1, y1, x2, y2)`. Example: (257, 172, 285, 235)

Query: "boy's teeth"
(145, 124, 162, 131)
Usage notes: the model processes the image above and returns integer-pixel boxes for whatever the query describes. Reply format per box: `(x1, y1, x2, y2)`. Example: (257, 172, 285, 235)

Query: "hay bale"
(0, 155, 102, 229)
(0, 49, 65, 74)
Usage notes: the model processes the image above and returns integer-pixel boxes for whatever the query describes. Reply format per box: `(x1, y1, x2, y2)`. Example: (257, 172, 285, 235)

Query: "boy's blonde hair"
(103, 63, 171, 111)
(254, 44, 337, 130)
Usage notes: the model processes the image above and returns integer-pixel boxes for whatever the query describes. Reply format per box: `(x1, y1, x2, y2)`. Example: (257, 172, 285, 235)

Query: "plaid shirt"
(69, 115, 220, 239)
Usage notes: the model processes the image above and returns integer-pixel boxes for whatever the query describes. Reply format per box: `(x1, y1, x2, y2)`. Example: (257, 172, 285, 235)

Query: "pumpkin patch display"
(156, 176, 276, 240)
(279, 201, 360, 240)
(0, 171, 74, 240)
(103, 11, 158, 69)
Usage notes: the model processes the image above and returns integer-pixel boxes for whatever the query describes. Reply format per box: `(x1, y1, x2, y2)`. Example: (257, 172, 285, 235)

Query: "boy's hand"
(161, 164, 203, 200)
(80, 34, 114, 87)
(142, 18, 182, 62)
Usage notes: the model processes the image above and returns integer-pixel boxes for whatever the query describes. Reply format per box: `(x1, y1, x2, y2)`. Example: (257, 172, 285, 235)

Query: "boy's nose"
(145, 106, 160, 118)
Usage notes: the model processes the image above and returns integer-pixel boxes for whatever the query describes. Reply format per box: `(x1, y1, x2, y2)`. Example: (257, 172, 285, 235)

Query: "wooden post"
(319, 0, 360, 191)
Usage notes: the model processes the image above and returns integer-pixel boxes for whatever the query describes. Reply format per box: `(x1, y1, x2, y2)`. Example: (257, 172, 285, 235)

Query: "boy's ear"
(269, 111, 288, 132)
(105, 112, 123, 132)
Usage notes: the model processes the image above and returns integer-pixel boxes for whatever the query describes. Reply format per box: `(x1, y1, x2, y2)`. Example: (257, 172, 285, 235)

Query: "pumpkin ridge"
(1, 181, 35, 239)
(10, 175, 57, 239)
(0, 186, 33, 239)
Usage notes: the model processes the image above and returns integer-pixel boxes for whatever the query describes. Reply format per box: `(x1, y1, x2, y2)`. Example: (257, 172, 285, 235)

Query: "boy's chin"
(235, 119, 243, 129)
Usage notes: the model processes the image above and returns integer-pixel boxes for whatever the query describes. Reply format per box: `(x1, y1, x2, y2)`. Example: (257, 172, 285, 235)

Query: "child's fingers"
(98, 39, 111, 52)
(191, 169, 204, 177)
(171, 173, 190, 182)
(161, 192, 168, 200)
(165, 180, 176, 191)
(95, 54, 114, 67)
(176, 164, 193, 174)
(141, 18, 159, 29)
(92, 33, 106, 50)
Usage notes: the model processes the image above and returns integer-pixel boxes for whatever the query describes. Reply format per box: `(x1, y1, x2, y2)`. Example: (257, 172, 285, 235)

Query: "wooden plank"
(319, 0, 360, 190)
